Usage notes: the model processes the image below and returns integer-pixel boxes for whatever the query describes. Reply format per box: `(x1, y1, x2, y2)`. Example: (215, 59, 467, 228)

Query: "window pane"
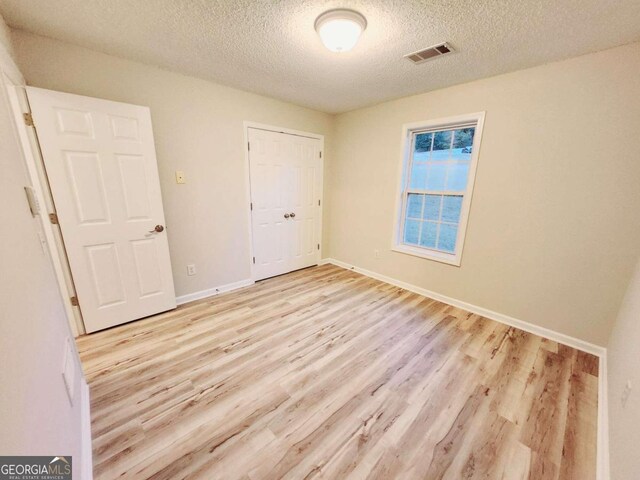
(451, 148, 472, 161)
(414, 150, 430, 162)
(433, 130, 452, 150)
(423, 195, 441, 221)
(406, 193, 423, 218)
(453, 128, 475, 148)
(441, 195, 463, 223)
(431, 131, 452, 161)
(426, 163, 446, 190)
(409, 163, 427, 189)
(404, 219, 420, 245)
(414, 132, 433, 153)
(420, 221, 437, 248)
(452, 128, 475, 161)
(438, 223, 458, 252)
(446, 163, 470, 191)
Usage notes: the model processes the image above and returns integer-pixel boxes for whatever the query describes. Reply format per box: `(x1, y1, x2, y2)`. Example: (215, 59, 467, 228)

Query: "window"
(393, 113, 484, 266)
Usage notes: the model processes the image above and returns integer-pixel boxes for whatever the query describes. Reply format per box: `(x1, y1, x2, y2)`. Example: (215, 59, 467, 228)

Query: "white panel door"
(27, 87, 176, 333)
(248, 128, 322, 281)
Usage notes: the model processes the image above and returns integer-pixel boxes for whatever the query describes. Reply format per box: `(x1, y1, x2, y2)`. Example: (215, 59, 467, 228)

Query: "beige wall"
(328, 42, 640, 346)
(11, 30, 334, 299)
(608, 256, 640, 479)
(9, 29, 640, 347)
(0, 14, 86, 478)
(0, 11, 12, 57)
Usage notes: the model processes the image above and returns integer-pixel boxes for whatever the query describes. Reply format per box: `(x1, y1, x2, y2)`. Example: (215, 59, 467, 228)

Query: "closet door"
(248, 128, 322, 281)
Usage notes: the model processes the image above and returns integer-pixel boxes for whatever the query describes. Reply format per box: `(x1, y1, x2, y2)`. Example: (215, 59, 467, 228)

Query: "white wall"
(608, 257, 640, 479)
(0, 14, 86, 478)
(11, 30, 334, 301)
(327, 42, 640, 346)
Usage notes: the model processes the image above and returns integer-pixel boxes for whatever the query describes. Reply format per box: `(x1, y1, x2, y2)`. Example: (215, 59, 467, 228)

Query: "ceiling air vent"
(405, 42, 455, 65)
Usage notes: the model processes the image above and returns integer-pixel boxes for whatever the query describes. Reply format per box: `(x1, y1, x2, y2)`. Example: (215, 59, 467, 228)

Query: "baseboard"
(81, 380, 93, 480)
(320, 258, 606, 357)
(320, 257, 605, 356)
(176, 278, 255, 305)
(321, 257, 609, 479)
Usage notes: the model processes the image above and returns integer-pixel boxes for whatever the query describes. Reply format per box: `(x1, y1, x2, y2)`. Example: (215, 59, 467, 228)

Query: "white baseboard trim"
(81, 380, 93, 480)
(321, 257, 609, 479)
(320, 258, 605, 356)
(176, 278, 255, 305)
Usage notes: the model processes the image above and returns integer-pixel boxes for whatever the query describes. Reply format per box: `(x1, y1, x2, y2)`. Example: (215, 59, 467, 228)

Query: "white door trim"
(243, 121, 324, 282)
(5, 84, 85, 336)
(0, 48, 85, 336)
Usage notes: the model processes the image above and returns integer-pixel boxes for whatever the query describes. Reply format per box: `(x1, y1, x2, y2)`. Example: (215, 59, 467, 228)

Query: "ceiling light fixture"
(315, 9, 367, 53)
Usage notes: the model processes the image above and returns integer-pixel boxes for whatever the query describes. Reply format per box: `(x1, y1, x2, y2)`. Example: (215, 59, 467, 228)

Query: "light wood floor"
(77, 264, 599, 480)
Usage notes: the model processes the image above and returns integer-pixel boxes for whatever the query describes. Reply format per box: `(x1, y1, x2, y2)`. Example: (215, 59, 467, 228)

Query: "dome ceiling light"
(314, 9, 367, 53)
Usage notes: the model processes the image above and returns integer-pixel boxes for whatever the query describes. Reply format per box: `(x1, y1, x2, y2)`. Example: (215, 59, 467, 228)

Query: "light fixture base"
(315, 9, 367, 53)
(314, 9, 368, 32)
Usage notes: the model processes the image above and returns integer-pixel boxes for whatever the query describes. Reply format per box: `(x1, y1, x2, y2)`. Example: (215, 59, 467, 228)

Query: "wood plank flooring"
(76, 264, 598, 479)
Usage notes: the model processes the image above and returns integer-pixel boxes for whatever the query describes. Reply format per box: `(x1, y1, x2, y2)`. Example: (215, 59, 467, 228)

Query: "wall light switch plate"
(175, 171, 186, 184)
(24, 186, 40, 216)
(187, 264, 196, 276)
(62, 338, 76, 405)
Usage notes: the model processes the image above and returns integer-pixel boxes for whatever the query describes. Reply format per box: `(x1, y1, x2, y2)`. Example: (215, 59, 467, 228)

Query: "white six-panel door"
(248, 128, 322, 281)
(27, 87, 176, 333)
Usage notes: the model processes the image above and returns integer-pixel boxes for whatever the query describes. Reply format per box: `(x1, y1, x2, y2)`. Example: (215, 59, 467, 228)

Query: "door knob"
(284, 213, 290, 219)
(149, 224, 164, 233)
(290, 212, 296, 218)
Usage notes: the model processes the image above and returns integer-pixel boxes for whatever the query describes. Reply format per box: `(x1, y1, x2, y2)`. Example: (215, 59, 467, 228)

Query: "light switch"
(175, 171, 186, 184)
(24, 186, 40, 216)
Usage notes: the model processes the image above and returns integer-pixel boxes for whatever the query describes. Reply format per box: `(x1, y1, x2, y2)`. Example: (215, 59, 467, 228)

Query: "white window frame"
(392, 112, 485, 266)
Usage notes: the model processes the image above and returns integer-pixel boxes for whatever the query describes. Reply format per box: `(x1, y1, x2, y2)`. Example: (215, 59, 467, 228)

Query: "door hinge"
(250, 202, 253, 211)
(252, 256, 256, 264)
(23, 112, 34, 127)
(48, 212, 59, 224)
(248, 142, 251, 151)
(319, 151, 322, 158)
(318, 199, 321, 206)
(70, 296, 79, 307)
(317, 244, 320, 250)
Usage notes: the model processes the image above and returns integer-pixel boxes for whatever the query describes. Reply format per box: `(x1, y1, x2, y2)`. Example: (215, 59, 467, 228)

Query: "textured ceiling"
(1, 0, 639, 113)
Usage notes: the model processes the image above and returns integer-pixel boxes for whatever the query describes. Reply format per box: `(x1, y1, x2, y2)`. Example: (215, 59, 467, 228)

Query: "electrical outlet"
(175, 171, 186, 184)
(374, 249, 380, 259)
(622, 380, 632, 407)
(187, 264, 196, 276)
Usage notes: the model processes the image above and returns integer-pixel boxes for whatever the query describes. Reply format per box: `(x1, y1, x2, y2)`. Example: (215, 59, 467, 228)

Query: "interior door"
(248, 128, 322, 281)
(27, 87, 176, 333)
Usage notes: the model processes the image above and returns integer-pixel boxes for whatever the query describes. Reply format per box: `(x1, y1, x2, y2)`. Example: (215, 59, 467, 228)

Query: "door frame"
(1, 53, 85, 336)
(243, 121, 325, 282)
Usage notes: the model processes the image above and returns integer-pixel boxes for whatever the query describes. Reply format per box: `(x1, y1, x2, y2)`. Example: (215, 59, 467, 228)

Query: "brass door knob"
(149, 224, 164, 233)
(284, 213, 290, 219)
(290, 212, 296, 218)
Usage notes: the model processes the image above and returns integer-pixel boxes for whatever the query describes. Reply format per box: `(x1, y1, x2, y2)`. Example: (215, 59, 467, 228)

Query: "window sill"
(391, 244, 462, 267)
